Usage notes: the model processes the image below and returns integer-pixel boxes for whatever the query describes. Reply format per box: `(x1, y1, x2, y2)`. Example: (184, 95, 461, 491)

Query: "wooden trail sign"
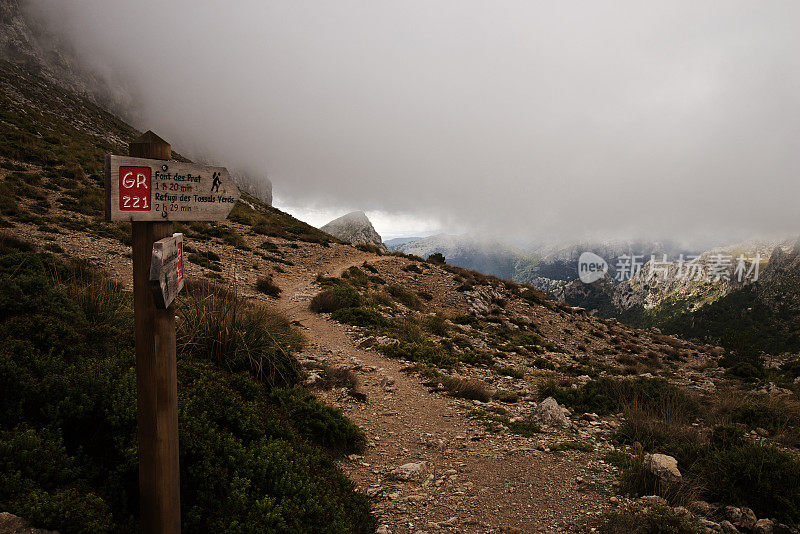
(104, 129, 248, 534)
(149, 233, 184, 309)
(104, 155, 240, 221)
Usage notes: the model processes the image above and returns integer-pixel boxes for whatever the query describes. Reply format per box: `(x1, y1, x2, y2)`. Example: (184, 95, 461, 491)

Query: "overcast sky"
(28, 1, 800, 243)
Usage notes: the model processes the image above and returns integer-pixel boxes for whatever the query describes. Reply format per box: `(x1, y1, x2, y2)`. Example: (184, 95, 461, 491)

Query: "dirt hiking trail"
(271, 251, 617, 534)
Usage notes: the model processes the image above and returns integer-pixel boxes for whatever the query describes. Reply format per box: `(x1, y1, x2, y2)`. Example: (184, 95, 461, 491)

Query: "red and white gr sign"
(119, 166, 152, 211)
(105, 155, 239, 222)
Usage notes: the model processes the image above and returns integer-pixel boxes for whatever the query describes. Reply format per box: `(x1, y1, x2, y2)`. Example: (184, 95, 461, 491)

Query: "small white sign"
(150, 233, 185, 309)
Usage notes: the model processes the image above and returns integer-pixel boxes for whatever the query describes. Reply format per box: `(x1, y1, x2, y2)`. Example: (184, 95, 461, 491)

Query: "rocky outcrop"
(757, 238, 800, 310)
(394, 234, 526, 280)
(0, 0, 133, 114)
(232, 170, 272, 206)
(320, 211, 384, 249)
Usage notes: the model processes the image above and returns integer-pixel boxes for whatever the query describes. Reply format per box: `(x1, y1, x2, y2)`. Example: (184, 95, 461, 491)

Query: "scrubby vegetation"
(228, 199, 337, 244)
(541, 374, 800, 523)
(598, 502, 702, 534)
(539, 377, 699, 418)
(310, 284, 362, 313)
(661, 286, 800, 356)
(254, 275, 282, 297)
(0, 245, 374, 533)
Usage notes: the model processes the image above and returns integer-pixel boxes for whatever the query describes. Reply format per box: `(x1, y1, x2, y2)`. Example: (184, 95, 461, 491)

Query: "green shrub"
(390, 316, 427, 344)
(386, 284, 423, 309)
(381, 341, 457, 369)
(493, 390, 520, 403)
(614, 406, 706, 469)
(0, 232, 35, 253)
(781, 358, 800, 378)
(439, 376, 491, 401)
(315, 273, 345, 287)
(258, 239, 279, 252)
(269, 387, 366, 455)
(331, 307, 388, 328)
(354, 243, 383, 254)
(178, 280, 303, 388)
(519, 287, 550, 305)
(310, 284, 361, 313)
(703, 442, 800, 524)
(547, 377, 699, 418)
(0, 250, 374, 533)
(727, 397, 799, 439)
(427, 252, 445, 264)
(506, 420, 540, 436)
(424, 313, 450, 336)
(459, 350, 496, 367)
(187, 251, 222, 272)
(402, 263, 423, 274)
(531, 357, 556, 370)
(255, 275, 281, 297)
(598, 502, 702, 534)
(709, 424, 746, 449)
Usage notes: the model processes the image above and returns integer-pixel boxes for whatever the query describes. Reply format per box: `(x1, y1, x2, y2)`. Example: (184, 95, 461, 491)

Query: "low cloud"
(27, 0, 800, 244)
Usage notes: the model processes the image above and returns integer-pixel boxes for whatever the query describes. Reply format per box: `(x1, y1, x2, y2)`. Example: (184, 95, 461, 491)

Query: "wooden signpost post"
(105, 131, 239, 534)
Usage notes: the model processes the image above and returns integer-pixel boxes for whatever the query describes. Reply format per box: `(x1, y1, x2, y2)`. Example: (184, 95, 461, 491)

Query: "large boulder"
(645, 453, 681, 484)
(321, 211, 385, 249)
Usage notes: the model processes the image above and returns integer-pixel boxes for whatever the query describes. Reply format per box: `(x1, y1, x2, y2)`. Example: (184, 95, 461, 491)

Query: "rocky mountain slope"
(552, 238, 800, 354)
(0, 0, 274, 209)
(392, 235, 701, 291)
(0, 0, 133, 116)
(518, 239, 698, 284)
(384, 236, 422, 248)
(392, 234, 527, 280)
(1, 56, 800, 533)
(659, 239, 800, 355)
(321, 210, 385, 249)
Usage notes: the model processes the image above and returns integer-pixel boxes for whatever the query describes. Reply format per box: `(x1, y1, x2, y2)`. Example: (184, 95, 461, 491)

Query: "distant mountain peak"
(320, 211, 384, 249)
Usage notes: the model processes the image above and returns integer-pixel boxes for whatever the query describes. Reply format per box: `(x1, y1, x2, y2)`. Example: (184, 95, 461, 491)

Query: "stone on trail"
(389, 461, 430, 481)
(534, 397, 571, 428)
